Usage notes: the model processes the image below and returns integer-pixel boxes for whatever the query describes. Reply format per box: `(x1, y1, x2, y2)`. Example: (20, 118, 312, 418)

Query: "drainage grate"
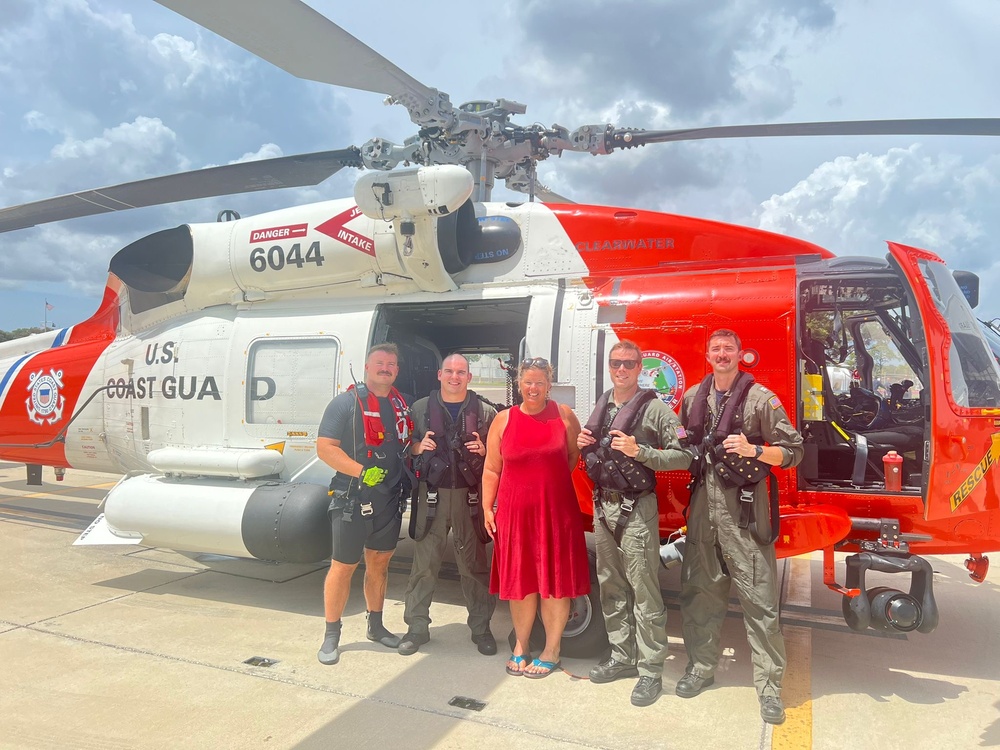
(243, 656, 280, 667)
(448, 696, 487, 712)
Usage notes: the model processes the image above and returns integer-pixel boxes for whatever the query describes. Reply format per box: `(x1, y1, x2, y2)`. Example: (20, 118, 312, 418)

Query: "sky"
(2, 0, 1000, 330)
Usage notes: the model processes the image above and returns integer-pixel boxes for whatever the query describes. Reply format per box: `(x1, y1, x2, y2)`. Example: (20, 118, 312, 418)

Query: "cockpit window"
(979, 319, 1000, 366)
(918, 260, 1000, 408)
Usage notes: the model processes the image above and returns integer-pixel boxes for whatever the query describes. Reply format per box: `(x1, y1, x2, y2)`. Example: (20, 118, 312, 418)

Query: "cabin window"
(246, 337, 339, 425)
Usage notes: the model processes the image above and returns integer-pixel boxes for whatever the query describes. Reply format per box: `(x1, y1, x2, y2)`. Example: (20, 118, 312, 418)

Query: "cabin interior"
(796, 272, 927, 493)
(373, 298, 530, 407)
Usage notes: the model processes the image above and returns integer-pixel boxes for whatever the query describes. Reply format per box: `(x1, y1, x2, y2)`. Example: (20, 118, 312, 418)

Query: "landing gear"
(965, 553, 990, 583)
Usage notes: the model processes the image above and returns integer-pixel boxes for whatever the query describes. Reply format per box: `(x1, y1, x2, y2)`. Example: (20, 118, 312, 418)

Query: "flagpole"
(44, 300, 48, 330)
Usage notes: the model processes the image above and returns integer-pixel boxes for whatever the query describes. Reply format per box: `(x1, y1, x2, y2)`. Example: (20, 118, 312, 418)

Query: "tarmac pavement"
(1, 462, 999, 749)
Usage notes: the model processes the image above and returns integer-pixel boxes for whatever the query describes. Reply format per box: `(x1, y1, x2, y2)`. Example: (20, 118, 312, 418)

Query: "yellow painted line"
(773, 555, 813, 750)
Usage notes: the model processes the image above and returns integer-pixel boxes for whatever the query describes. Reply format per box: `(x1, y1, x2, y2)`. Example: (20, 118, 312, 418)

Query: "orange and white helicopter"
(2, 0, 1000, 656)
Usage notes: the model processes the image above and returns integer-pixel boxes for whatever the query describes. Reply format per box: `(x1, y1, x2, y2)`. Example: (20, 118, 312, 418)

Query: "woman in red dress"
(483, 357, 590, 678)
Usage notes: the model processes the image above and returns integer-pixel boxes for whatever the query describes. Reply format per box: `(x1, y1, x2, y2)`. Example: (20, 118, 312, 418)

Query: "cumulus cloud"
(755, 147, 1000, 298)
(512, 0, 835, 121)
(0, 221, 120, 293)
(3, 117, 185, 201)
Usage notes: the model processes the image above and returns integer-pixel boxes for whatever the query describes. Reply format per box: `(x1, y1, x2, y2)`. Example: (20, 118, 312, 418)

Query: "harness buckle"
(426, 490, 439, 505)
(467, 490, 480, 506)
(359, 501, 375, 517)
(620, 497, 635, 514)
(738, 486, 755, 530)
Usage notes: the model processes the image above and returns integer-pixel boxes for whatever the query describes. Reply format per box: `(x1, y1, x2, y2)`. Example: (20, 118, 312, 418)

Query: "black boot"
(318, 620, 342, 665)
(366, 610, 401, 649)
(760, 695, 786, 725)
(630, 676, 663, 707)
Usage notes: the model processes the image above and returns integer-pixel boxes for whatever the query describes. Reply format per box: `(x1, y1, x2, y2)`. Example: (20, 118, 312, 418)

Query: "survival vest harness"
(336, 384, 412, 527)
(685, 371, 779, 545)
(347, 383, 412, 446)
(583, 388, 658, 545)
(409, 391, 490, 545)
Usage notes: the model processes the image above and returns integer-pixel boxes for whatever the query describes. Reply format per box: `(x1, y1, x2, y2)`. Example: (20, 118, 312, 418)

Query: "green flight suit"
(592, 393, 692, 678)
(679, 382, 804, 698)
(402, 392, 497, 637)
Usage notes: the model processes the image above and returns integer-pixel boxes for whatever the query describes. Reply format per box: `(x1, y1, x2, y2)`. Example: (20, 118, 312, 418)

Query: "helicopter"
(2, 0, 1000, 656)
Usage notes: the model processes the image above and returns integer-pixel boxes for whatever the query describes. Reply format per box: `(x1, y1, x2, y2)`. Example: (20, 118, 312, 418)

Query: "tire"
(506, 537, 609, 659)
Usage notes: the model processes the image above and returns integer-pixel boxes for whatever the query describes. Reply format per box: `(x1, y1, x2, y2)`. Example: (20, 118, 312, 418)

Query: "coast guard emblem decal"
(26, 368, 66, 425)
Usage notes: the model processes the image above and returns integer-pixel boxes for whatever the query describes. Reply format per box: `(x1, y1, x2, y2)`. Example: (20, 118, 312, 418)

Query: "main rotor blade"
(616, 118, 1000, 148)
(0, 148, 362, 234)
(534, 186, 575, 204)
(155, 0, 436, 103)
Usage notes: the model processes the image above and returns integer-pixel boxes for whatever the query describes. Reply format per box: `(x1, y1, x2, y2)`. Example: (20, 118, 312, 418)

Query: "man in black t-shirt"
(315, 343, 411, 666)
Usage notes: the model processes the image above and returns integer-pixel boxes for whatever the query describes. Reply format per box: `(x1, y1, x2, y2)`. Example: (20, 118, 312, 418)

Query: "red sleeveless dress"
(489, 401, 590, 600)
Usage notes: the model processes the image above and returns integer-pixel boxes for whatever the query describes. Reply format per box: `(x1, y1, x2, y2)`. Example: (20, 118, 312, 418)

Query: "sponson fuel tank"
(75, 475, 331, 564)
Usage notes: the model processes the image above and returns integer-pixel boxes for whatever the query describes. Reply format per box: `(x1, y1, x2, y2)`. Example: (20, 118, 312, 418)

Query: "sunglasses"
(521, 357, 550, 367)
(609, 358, 640, 370)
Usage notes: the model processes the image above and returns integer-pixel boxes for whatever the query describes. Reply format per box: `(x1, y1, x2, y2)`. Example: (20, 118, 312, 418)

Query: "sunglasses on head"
(522, 357, 550, 367)
(609, 358, 640, 370)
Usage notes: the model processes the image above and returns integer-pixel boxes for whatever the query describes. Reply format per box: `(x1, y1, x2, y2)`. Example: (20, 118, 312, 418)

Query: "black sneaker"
(760, 695, 786, 725)
(397, 631, 430, 656)
(471, 630, 497, 656)
(589, 657, 639, 684)
(675, 671, 715, 698)
(630, 676, 662, 707)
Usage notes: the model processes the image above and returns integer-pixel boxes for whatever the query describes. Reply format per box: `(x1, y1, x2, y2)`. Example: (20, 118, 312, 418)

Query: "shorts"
(329, 493, 402, 565)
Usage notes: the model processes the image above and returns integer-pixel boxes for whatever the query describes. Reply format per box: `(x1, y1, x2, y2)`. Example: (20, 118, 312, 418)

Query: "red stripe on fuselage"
(0, 279, 120, 466)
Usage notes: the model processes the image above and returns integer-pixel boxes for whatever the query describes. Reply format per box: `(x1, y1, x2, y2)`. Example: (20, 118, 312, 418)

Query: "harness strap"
(409, 487, 439, 541)
(738, 486, 754, 529)
(408, 487, 491, 544)
(466, 488, 491, 545)
(736, 475, 780, 545)
(584, 389, 658, 439)
(596, 489, 640, 546)
(686, 371, 755, 447)
(752, 474, 780, 545)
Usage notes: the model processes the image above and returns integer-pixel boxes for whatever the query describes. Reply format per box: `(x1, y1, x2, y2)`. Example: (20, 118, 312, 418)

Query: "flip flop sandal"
(523, 658, 561, 679)
(506, 653, 531, 676)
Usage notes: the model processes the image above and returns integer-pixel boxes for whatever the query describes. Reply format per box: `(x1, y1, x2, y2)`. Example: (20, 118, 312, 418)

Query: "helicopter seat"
(857, 424, 922, 454)
(803, 333, 922, 486)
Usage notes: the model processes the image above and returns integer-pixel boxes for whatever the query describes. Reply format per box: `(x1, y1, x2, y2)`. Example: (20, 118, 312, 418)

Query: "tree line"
(0, 327, 49, 343)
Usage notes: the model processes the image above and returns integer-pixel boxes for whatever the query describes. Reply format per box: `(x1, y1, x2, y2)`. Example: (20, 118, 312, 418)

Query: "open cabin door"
(887, 242, 1000, 521)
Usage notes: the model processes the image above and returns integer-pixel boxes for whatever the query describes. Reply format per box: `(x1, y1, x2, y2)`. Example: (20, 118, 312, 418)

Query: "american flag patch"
(769, 396, 781, 410)
(676, 425, 688, 439)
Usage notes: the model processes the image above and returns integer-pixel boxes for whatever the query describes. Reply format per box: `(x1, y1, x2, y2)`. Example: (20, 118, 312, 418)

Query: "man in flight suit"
(578, 339, 691, 707)
(676, 329, 804, 724)
(398, 353, 498, 656)
(316, 343, 411, 665)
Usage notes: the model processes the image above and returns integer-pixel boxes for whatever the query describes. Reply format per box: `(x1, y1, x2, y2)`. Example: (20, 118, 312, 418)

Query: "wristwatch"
(753, 444, 764, 459)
